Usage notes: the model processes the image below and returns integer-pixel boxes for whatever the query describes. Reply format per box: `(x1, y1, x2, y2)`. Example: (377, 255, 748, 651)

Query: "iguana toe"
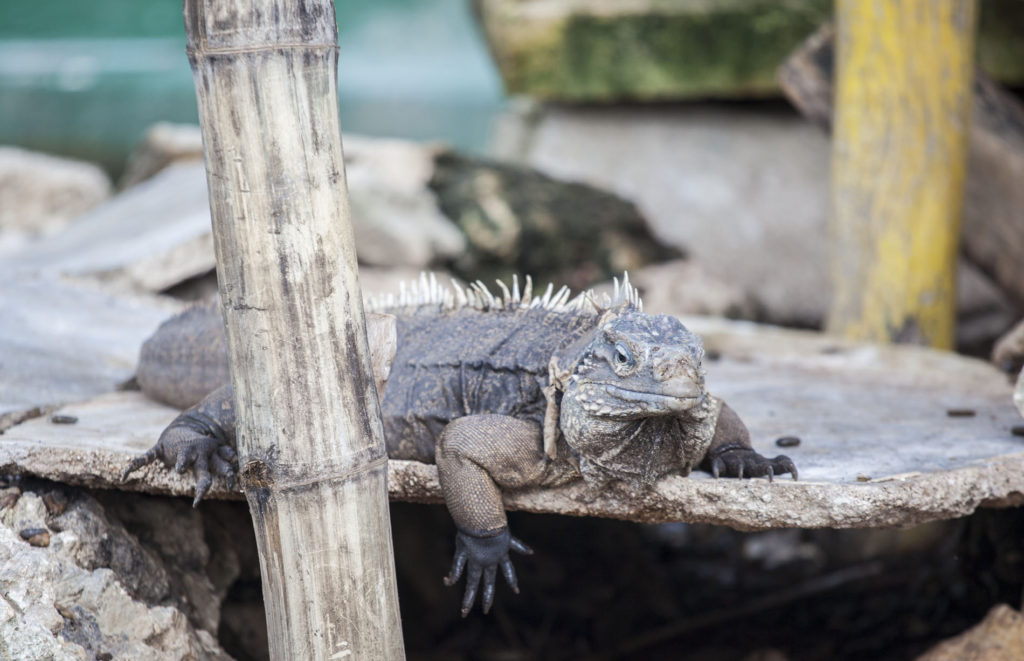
(481, 565, 497, 614)
(121, 448, 159, 481)
(461, 565, 482, 617)
(500, 557, 519, 594)
(778, 455, 798, 481)
(443, 548, 468, 587)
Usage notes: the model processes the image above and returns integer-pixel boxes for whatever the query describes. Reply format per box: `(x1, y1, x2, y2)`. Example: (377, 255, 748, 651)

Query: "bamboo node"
(241, 458, 272, 489)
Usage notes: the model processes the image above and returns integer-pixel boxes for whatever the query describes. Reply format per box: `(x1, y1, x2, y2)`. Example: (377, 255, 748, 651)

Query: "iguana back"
(383, 306, 598, 462)
(136, 296, 599, 463)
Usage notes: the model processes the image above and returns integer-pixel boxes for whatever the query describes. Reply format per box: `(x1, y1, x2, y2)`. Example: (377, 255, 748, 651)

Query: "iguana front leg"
(123, 384, 238, 506)
(436, 414, 552, 617)
(704, 402, 797, 481)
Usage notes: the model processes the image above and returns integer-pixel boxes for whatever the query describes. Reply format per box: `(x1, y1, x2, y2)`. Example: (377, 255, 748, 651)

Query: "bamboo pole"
(827, 0, 978, 348)
(182, 1, 405, 658)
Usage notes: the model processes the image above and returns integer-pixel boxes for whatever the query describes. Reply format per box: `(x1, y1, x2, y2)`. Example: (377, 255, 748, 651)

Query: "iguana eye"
(614, 342, 632, 366)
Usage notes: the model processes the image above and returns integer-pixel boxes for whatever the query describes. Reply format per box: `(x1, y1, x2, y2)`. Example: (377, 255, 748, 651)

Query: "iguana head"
(563, 309, 707, 419)
(554, 308, 713, 484)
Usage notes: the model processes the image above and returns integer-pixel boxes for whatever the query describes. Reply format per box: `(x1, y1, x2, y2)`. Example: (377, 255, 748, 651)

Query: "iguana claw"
(710, 447, 797, 481)
(444, 527, 532, 617)
(122, 414, 237, 507)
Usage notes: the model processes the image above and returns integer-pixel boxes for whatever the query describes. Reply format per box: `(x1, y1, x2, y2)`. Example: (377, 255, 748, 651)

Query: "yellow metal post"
(828, 0, 978, 348)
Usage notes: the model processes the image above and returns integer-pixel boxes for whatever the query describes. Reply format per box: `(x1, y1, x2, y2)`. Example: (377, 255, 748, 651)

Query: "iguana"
(124, 274, 797, 616)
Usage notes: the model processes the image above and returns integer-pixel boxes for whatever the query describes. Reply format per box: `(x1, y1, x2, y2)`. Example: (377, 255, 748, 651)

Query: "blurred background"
(0, 0, 506, 172)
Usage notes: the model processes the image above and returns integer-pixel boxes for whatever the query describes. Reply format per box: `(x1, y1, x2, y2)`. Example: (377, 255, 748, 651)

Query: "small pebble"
(19, 528, 50, 547)
(775, 436, 801, 448)
(856, 474, 871, 482)
(43, 490, 69, 517)
(50, 414, 78, 425)
(1012, 425, 1024, 437)
(946, 409, 975, 418)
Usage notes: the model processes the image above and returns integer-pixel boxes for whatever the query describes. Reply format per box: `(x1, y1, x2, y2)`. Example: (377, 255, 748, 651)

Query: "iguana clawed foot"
(444, 527, 533, 617)
(708, 446, 798, 482)
(122, 416, 237, 507)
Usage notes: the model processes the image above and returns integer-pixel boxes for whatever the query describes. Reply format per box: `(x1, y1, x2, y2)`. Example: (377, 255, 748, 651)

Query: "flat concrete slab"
(2, 317, 1021, 531)
(0, 275, 179, 430)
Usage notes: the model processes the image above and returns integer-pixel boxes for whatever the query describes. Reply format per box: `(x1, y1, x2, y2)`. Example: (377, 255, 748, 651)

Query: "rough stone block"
(0, 147, 111, 251)
(477, 0, 831, 101)
(477, 0, 1024, 101)
(0, 488, 233, 660)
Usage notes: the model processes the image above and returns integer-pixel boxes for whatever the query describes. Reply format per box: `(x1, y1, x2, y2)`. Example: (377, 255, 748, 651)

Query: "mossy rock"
(478, 0, 1024, 101)
(428, 151, 680, 290)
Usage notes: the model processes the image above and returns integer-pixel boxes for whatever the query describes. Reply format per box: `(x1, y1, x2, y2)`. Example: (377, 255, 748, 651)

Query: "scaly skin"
(124, 276, 796, 616)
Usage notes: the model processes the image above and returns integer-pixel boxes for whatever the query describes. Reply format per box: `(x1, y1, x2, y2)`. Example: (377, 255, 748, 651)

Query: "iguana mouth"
(576, 383, 705, 416)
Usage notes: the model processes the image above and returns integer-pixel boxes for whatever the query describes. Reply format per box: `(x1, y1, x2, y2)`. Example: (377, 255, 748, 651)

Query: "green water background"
(0, 0, 506, 176)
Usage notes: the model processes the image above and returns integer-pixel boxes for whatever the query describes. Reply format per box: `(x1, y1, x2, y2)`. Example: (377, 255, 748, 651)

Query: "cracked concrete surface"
(2, 316, 1021, 531)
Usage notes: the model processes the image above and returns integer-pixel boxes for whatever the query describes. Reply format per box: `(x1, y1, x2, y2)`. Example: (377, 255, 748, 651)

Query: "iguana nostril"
(654, 355, 694, 382)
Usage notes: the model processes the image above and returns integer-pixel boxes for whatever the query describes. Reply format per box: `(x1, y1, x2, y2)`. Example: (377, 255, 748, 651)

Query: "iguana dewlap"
(125, 275, 796, 616)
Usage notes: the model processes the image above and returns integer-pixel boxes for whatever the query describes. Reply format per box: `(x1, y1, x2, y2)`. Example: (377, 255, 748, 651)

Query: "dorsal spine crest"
(364, 272, 643, 315)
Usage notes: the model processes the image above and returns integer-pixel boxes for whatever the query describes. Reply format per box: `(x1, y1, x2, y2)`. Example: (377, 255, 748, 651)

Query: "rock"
(430, 150, 680, 291)
(8, 132, 466, 292)
(119, 123, 205, 189)
(0, 488, 20, 511)
(3, 163, 216, 294)
(0, 488, 233, 661)
(20, 528, 50, 547)
(91, 493, 239, 636)
(477, 0, 1024, 102)
(0, 146, 111, 251)
(476, 0, 831, 101)
(978, 1, 1024, 87)
(494, 103, 831, 325)
(628, 259, 757, 319)
(117, 127, 468, 269)
(343, 135, 467, 268)
(916, 604, 1024, 661)
(11, 124, 669, 295)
